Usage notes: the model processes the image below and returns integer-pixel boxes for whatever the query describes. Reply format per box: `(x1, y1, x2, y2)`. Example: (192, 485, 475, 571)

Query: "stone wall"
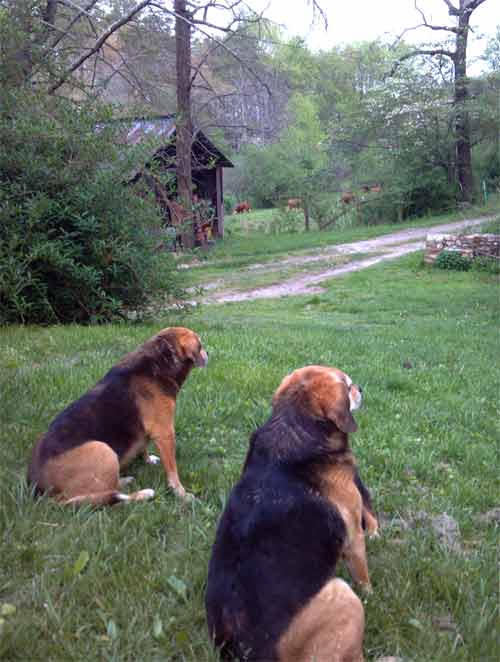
(425, 232, 500, 265)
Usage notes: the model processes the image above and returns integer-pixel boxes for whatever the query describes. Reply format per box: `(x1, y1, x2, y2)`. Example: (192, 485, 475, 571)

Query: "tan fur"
(131, 377, 184, 495)
(28, 326, 207, 506)
(274, 365, 375, 591)
(274, 366, 375, 657)
(320, 461, 372, 590)
(278, 578, 364, 662)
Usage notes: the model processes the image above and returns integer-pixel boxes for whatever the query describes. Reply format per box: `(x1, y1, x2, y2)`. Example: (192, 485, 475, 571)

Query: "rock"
(476, 508, 500, 524)
(432, 614, 457, 631)
(430, 513, 462, 553)
(378, 512, 412, 531)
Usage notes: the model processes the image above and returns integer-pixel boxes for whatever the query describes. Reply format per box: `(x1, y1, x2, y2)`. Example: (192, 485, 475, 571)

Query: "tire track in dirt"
(195, 216, 495, 304)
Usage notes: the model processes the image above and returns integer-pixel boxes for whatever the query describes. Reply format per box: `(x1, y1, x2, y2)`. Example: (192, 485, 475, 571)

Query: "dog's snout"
(349, 383, 363, 412)
(197, 348, 209, 367)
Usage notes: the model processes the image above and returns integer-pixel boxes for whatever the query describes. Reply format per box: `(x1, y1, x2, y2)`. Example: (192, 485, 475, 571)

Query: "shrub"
(0, 90, 183, 324)
(268, 208, 303, 234)
(308, 195, 348, 230)
(224, 193, 237, 214)
(470, 255, 500, 275)
(434, 250, 471, 271)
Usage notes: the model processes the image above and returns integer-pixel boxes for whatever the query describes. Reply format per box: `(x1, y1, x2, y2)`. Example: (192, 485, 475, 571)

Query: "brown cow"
(341, 192, 356, 204)
(235, 201, 251, 214)
(287, 198, 302, 210)
(370, 185, 382, 194)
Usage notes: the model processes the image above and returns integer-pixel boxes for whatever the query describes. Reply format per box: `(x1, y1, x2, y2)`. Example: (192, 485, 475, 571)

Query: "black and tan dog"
(206, 365, 377, 662)
(28, 327, 208, 505)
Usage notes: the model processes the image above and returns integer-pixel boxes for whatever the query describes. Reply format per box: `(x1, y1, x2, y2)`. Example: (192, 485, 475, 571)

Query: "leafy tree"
(390, 0, 490, 203)
(482, 25, 500, 71)
(236, 94, 328, 229)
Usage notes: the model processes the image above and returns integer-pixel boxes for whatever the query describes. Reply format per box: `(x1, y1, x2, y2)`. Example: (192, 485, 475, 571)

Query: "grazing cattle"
(287, 198, 302, 210)
(235, 201, 251, 214)
(370, 185, 382, 194)
(341, 192, 356, 205)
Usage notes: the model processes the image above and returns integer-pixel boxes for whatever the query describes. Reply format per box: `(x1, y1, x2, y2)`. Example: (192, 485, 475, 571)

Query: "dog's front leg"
(343, 531, 372, 593)
(150, 419, 191, 500)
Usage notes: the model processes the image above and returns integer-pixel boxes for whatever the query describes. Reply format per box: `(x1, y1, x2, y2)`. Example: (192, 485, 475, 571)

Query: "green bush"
(434, 250, 471, 271)
(269, 208, 303, 234)
(0, 90, 183, 324)
(223, 193, 237, 214)
(471, 255, 500, 275)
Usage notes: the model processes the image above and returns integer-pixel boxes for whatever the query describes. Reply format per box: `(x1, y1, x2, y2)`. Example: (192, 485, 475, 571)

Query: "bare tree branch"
(150, 1, 272, 95)
(48, 0, 154, 94)
(389, 48, 456, 76)
(309, 0, 328, 30)
(414, 1, 459, 33)
(441, 0, 460, 16)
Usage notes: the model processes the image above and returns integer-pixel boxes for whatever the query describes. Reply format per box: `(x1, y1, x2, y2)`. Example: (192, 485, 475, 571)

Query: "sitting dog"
(28, 327, 208, 505)
(206, 365, 377, 662)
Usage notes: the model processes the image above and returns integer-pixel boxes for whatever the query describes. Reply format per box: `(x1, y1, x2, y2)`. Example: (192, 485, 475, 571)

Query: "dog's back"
(28, 367, 142, 488)
(206, 406, 347, 660)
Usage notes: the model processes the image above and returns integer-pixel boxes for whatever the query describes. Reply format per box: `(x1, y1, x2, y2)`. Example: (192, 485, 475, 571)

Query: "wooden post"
(216, 166, 224, 238)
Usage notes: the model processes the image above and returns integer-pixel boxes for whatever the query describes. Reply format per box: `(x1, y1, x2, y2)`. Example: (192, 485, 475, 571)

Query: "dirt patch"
(192, 217, 494, 305)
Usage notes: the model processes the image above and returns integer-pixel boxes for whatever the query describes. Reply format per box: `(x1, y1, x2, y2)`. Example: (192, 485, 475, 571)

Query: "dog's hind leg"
(42, 441, 154, 506)
(277, 578, 364, 662)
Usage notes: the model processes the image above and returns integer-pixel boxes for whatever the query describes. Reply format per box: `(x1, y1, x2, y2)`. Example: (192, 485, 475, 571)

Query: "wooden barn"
(122, 115, 233, 239)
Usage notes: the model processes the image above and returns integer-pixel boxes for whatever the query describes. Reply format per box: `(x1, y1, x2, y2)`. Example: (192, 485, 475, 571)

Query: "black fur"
(27, 334, 190, 491)
(205, 404, 349, 661)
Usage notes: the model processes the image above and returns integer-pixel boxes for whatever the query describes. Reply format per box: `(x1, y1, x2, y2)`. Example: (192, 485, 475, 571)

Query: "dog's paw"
(145, 454, 160, 465)
(135, 488, 155, 501)
(181, 491, 197, 503)
(170, 483, 196, 502)
(360, 582, 373, 596)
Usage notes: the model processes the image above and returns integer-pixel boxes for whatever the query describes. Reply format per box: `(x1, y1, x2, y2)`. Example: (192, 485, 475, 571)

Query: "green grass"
(478, 216, 500, 234)
(1, 253, 499, 661)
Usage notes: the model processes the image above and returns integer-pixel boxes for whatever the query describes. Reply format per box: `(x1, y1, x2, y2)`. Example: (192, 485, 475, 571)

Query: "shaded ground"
(193, 217, 492, 304)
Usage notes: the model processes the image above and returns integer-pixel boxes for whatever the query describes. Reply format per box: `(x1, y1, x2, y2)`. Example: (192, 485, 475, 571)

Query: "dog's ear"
(315, 378, 358, 434)
(154, 333, 179, 365)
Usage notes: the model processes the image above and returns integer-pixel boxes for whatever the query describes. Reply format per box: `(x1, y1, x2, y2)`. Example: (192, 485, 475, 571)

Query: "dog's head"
(272, 365, 362, 434)
(155, 327, 208, 368)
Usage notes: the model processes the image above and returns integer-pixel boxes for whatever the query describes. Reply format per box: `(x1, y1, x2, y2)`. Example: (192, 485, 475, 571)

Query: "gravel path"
(198, 216, 494, 304)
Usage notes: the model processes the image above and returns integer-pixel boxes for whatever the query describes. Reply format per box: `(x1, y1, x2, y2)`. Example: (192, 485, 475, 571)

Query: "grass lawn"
(1, 253, 499, 661)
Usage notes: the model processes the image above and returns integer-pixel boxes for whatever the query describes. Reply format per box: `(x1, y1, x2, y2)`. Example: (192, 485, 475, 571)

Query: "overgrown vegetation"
(0, 90, 182, 324)
(1, 255, 499, 661)
(226, 34, 500, 222)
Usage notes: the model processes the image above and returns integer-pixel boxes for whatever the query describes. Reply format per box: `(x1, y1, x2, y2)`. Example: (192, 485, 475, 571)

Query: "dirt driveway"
(199, 216, 494, 304)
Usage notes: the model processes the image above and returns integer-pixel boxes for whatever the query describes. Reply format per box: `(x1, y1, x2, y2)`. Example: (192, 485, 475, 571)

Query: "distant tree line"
(0, 0, 498, 322)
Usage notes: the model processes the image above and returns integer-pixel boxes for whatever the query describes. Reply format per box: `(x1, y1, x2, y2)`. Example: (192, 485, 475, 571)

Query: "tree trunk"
(303, 204, 310, 232)
(175, 0, 194, 248)
(453, 1, 474, 203)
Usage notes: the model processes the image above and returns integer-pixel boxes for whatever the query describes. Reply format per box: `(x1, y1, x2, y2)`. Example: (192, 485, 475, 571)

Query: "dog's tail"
(60, 488, 155, 507)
